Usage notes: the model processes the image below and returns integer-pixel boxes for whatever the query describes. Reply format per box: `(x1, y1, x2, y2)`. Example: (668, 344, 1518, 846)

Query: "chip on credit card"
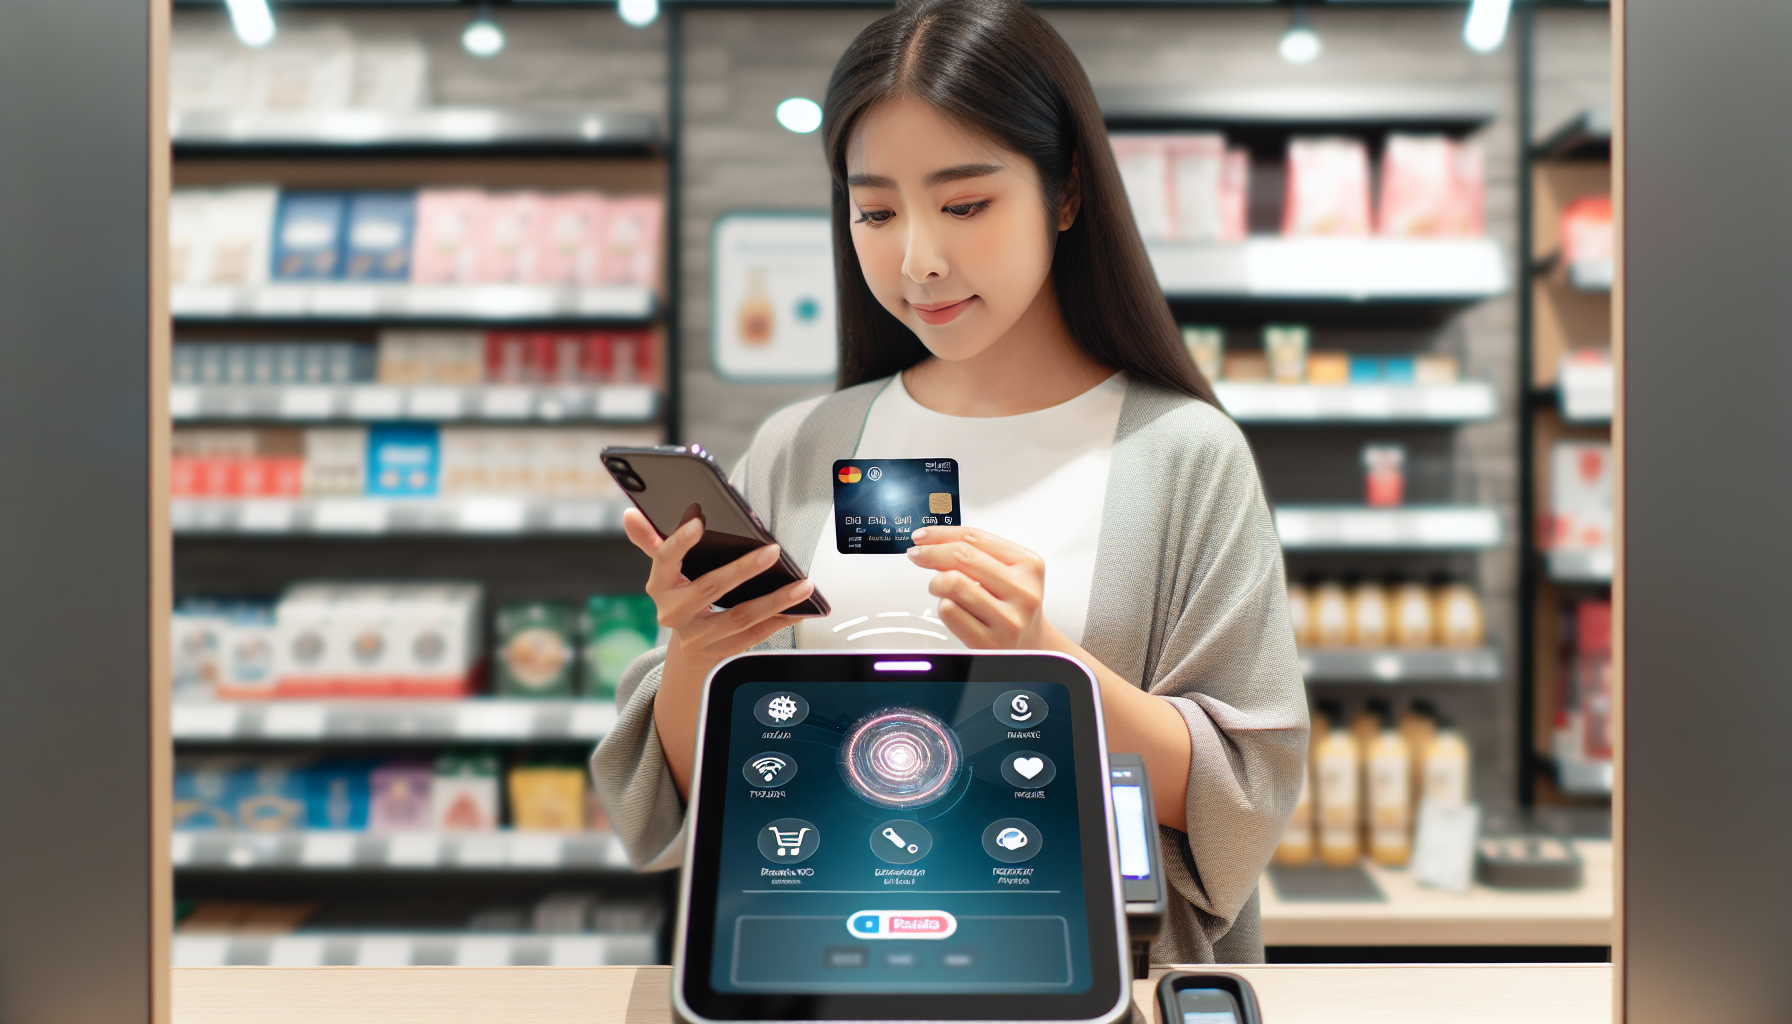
(832, 458, 960, 554)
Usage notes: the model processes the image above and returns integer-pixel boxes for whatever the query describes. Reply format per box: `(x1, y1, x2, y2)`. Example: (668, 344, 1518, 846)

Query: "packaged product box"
(242, 27, 354, 113)
(1362, 443, 1405, 507)
(343, 191, 417, 281)
(508, 765, 587, 832)
(1348, 356, 1384, 383)
(274, 584, 337, 696)
(604, 329, 656, 384)
(1282, 137, 1371, 237)
(1414, 354, 1459, 386)
(169, 191, 213, 286)
(1306, 351, 1350, 385)
(1221, 351, 1268, 382)
(537, 430, 591, 496)
(1263, 324, 1310, 383)
(172, 602, 228, 698)
(232, 759, 311, 832)
(1180, 326, 1224, 382)
(1165, 134, 1228, 243)
(599, 195, 664, 288)
(1561, 195, 1614, 289)
(1450, 140, 1485, 237)
(426, 334, 486, 384)
(581, 593, 658, 700)
(376, 332, 428, 384)
(1109, 136, 1172, 242)
(174, 758, 241, 830)
(350, 39, 429, 112)
(532, 332, 586, 384)
(272, 192, 348, 280)
(170, 33, 248, 114)
(438, 428, 493, 496)
(495, 601, 579, 698)
(369, 761, 435, 832)
(388, 583, 483, 698)
(333, 585, 398, 697)
(214, 601, 279, 699)
(366, 424, 440, 497)
(485, 332, 536, 383)
(207, 187, 279, 286)
(1550, 440, 1613, 551)
(1377, 134, 1457, 238)
(533, 892, 596, 933)
(493, 429, 541, 494)
(1220, 147, 1251, 242)
(478, 192, 542, 284)
(302, 428, 368, 496)
(1381, 356, 1416, 385)
(305, 760, 373, 830)
(1576, 600, 1614, 759)
(534, 193, 609, 286)
(411, 190, 488, 284)
(432, 752, 500, 832)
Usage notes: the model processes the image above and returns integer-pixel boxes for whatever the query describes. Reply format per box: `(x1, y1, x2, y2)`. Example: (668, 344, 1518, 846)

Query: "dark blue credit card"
(832, 458, 960, 554)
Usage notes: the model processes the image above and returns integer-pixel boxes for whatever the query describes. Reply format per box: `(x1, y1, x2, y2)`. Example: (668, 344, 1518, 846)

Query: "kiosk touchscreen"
(674, 652, 1131, 1024)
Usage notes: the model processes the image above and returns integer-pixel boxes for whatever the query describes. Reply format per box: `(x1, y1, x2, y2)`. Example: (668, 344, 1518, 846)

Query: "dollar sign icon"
(1010, 695, 1032, 721)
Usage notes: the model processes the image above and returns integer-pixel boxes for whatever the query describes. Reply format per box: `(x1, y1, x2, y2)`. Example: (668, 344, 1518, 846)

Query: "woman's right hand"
(621, 507, 815, 796)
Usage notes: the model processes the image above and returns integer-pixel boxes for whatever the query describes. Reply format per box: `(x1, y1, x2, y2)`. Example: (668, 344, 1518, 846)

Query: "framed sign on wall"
(711, 211, 837, 382)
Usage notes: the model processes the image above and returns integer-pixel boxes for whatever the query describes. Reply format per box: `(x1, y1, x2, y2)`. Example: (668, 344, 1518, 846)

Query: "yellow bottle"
(1423, 715, 1472, 809)
(1366, 707, 1413, 866)
(1393, 579, 1435, 648)
(1434, 579, 1485, 648)
(1399, 700, 1440, 817)
(1313, 702, 1361, 866)
(1349, 579, 1390, 647)
(1313, 581, 1350, 647)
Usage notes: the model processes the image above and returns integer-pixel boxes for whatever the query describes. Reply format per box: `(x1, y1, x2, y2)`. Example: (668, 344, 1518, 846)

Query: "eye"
(943, 200, 990, 218)
(855, 208, 894, 225)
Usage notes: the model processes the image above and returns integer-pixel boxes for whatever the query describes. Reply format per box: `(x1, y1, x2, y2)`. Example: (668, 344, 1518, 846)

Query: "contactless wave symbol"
(751, 756, 788, 783)
(766, 695, 799, 723)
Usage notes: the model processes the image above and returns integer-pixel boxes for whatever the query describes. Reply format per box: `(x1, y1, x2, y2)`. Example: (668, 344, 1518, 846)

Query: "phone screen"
(1176, 987, 1242, 1024)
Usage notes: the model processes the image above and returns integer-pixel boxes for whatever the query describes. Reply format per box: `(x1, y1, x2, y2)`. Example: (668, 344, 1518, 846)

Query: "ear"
(1057, 155, 1082, 232)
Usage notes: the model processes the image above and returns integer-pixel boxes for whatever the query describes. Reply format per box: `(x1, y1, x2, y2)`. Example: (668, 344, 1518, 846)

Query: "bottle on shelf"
(1312, 579, 1351, 647)
(1348, 577, 1390, 647)
(1433, 574, 1485, 648)
(1422, 713, 1472, 809)
(1313, 700, 1361, 867)
(1365, 701, 1413, 866)
(1392, 578, 1435, 648)
(1400, 699, 1441, 815)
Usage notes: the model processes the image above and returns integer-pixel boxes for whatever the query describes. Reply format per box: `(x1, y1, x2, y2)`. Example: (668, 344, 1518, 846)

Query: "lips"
(910, 296, 975, 325)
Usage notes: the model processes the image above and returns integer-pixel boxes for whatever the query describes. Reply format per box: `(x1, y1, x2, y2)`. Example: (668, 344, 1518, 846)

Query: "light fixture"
(1463, 0, 1514, 53)
(1278, 5, 1321, 65)
(618, 0, 659, 29)
(775, 97, 823, 134)
(461, 5, 505, 58)
(224, 0, 276, 48)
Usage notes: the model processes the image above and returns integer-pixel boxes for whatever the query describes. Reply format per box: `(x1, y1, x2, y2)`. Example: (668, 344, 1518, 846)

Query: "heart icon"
(1013, 757, 1044, 780)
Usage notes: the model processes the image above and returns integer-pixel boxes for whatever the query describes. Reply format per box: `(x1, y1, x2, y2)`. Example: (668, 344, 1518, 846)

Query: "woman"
(592, 0, 1306, 965)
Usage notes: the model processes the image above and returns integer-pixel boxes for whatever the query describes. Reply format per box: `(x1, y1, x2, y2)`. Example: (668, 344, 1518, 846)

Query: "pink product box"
(533, 193, 608, 286)
(411, 190, 487, 284)
(477, 192, 542, 284)
(599, 195, 664, 289)
(369, 763, 435, 832)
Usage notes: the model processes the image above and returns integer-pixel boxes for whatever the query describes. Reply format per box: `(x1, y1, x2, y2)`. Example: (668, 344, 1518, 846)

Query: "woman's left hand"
(905, 526, 1056, 649)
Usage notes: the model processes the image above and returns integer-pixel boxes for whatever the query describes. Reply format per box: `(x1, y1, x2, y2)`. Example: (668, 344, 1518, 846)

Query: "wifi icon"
(743, 751, 796, 788)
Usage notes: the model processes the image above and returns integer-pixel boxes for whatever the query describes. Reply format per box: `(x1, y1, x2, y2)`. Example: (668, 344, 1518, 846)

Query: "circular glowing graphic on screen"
(838, 708, 961, 809)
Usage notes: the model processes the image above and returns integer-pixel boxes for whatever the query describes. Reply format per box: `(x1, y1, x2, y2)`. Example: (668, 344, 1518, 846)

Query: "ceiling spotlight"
(776, 98, 823, 134)
(1278, 6, 1322, 65)
(619, 0, 660, 29)
(225, 0, 276, 48)
(1463, 0, 1514, 53)
(461, 6, 505, 58)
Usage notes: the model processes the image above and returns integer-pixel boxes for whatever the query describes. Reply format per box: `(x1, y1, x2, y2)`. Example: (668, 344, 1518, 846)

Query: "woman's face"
(845, 95, 1071, 363)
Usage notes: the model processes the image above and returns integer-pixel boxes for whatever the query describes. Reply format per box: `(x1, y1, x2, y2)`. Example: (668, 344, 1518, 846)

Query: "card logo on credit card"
(832, 458, 960, 554)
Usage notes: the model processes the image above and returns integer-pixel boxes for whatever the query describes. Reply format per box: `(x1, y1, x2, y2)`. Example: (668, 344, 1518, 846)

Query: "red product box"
(485, 332, 535, 384)
(268, 457, 306, 496)
(604, 329, 655, 384)
(171, 457, 200, 496)
(537, 332, 588, 384)
(195, 457, 242, 497)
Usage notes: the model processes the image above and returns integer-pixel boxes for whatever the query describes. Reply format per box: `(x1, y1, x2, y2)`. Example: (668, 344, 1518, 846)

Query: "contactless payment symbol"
(838, 466, 861, 484)
(758, 817, 820, 863)
(743, 751, 797, 788)
(753, 691, 810, 728)
(867, 466, 882, 481)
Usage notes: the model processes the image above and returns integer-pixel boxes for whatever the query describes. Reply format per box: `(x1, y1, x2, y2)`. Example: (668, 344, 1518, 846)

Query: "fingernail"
(757, 545, 780, 566)
(912, 528, 928, 540)
(906, 547, 921, 559)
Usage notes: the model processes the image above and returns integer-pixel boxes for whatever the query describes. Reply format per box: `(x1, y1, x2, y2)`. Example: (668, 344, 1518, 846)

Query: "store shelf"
(171, 497, 626, 537)
(171, 108, 660, 151)
(171, 699, 617, 743)
(1216, 381, 1497, 423)
(170, 383, 659, 424)
(1261, 840, 1612, 947)
(172, 830, 629, 872)
(170, 284, 655, 323)
(171, 931, 657, 968)
(1299, 648, 1501, 684)
(1274, 506, 1503, 551)
(1147, 239, 1506, 301)
(1547, 549, 1613, 585)
(1099, 84, 1499, 131)
(1534, 104, 1613, 161)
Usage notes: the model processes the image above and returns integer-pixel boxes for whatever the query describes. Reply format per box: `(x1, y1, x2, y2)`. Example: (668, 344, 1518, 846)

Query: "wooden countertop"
(171, 963, 1613, 1024)
(1261, 839, 1613, 947)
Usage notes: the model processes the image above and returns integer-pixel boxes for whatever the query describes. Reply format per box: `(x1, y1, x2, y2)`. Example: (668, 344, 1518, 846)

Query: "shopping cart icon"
(767, 825, 811, 855)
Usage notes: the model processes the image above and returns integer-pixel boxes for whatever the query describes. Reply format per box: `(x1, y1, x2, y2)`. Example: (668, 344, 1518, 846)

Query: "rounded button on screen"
(993, 689, 1048, 728)
(869, 819, 933, 864)
(754, 691, 809, 728)
(758, 817, 820, 863)
(1000, 751, 1056, 789)
(981, 817, 1043, 863)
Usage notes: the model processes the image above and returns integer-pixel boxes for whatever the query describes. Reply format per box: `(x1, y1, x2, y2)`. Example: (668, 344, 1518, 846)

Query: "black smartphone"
(601, 444, 829, 616)
(1155, 972, 1263, 1024)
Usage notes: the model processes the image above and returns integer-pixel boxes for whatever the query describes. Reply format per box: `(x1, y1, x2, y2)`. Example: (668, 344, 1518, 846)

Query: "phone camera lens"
(619, 473, 646, 493)
(605, 458, 633, 474)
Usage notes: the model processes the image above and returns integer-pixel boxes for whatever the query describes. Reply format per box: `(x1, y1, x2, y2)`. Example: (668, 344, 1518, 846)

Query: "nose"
(901, 213, 949, 283)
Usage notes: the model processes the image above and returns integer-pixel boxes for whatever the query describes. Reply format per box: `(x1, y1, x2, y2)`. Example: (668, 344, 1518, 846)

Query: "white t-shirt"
(796, 372, 1127, 650)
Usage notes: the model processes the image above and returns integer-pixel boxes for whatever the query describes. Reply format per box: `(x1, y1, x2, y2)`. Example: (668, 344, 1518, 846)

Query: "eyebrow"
(845, 163, 1006, 190)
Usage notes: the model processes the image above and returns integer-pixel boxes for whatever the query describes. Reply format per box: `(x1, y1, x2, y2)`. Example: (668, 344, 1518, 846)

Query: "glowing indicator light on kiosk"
(777, 98, 824, 135)
(874, 661, 932, 672)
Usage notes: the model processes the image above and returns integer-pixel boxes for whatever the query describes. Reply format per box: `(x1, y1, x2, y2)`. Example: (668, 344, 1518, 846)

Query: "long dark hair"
(821, 0, 1217, 405)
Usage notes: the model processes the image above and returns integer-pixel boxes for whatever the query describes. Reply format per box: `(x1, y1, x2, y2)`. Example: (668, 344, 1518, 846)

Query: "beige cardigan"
(590, 376, 1308, 964)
